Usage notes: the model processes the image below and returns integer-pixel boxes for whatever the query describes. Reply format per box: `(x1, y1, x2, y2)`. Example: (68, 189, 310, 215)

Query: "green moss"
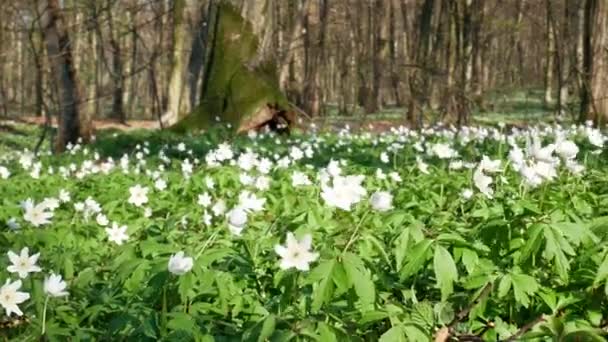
(172, 2, 290, 133)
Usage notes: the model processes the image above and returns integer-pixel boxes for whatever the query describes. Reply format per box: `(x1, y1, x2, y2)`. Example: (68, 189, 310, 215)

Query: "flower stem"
(342, 211, 370, 255)
(195, 229, 220, 260)
(161, 284, 167, 336)
(41, 296, 49, 336)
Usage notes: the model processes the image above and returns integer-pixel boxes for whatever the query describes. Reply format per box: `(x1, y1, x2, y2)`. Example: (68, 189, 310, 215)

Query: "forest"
(1, 1, 608, 341)
(0, 0, 607, 150)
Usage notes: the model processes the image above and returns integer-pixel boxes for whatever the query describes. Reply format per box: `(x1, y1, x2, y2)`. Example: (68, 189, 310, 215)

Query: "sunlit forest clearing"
(1, 0, 608, 341)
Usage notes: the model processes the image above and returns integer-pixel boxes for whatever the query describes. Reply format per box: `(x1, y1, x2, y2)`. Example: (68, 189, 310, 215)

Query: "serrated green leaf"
(519, 224, 544, 264)
(594, 251, 608, 286)
(543, 226, 571, 282)
(310, 259, 336, 312)
(394, 227, 411, 270)
(511, 273, 539, 308)
(400, 239, 433, 279)
(462, 249, 479, 274)
(379, 326, 406, 342)
(498, 274, 512, 298)
(342, 253, 375, 311)
(258, 314, 276, 342)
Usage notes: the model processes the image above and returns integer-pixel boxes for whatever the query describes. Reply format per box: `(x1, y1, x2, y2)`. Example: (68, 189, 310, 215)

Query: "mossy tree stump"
(172, 1, 295, 134)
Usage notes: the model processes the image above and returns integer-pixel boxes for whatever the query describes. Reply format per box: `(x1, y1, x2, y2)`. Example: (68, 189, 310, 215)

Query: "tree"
(583, 0, 608, 124)
(173, 0, 294, 133)
(163, 0, 188, 126)
(39, 0, 88, 151)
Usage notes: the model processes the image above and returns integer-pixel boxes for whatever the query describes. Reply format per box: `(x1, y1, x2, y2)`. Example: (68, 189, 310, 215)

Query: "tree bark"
(163, 0, 188, 126)
(584, 0, 608, 124)
(107, 3, 125, 123)
(544, 0, 555, 107)
(184, 1, 210, 114)
(39, 0, 87, 151)
(173, 0, 294, 133)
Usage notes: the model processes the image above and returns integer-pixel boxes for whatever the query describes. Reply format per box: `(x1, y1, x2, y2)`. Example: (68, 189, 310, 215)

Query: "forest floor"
(0, 88, 577, 155)
(1, 87, 568, 135)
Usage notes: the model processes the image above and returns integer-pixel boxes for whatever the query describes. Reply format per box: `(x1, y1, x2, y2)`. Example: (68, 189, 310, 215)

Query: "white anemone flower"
(106, 223, 129, 245)
(0, 279, 30, 316)
(274, 233, 319, 271)
(44, 273, 69, 297)
(479, 155, 501, 173)
(198, 193, 212, 207)
(7, 247, 41, 279)
(370, 191, 393, 212)
(128, 184, 149, 207)
(22, 199, 53, 227)
(168, 252, 193, 275)
(292, 171, 312, 187)
(226, 207, 248, 235)
(473, 167, 494, 198)
(321, 175, 367, 211)
(238, 191, 266, 212)
(555, 140, 579, 160)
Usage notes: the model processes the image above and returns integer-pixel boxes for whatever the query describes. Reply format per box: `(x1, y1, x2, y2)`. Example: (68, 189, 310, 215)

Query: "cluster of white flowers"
(1, 119, 606, 322)
(321, 174, 367, 211)
(473, 156, 502, 198)
(509, 133, 584, 188)
(1, 247, 68, 317)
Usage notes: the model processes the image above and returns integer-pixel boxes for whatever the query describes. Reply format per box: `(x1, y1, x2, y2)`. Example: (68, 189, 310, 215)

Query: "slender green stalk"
(195, 229, 220, 260)
(342, 210, 370, 255)
(161, 284, 167, 336)
(41, 295, 49, 336)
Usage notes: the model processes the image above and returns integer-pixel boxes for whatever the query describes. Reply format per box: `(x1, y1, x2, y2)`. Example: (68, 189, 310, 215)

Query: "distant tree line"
(0, 0, 607, 150)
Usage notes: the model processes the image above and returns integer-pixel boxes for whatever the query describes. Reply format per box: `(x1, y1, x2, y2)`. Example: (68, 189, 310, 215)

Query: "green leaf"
(403, 324, 430, 341)
(379, 326, 406, 342)
(498, 274, 512, 298)
(178, 272, 196, 302)
(331, 261, 350, 294)
(518, 224, 544, 263)
(543, 226, 571, 282)
(400, 239, 433, 279)
(317, 322, 338, 342)
(461, 249, 479, 274)
(167, 313, 197, 334)
(310, 259, 336, 312)
(342, 253, 375, 311)
(258, 314, 276, 342)
(433, 245, 458, 301)
(511, 273, 539, 308)
(593, 251, 608, 286)
(572, 196, 593, 216)
(411, 302, 435, 329)
(63, 258, 74, 280)
(394, 227, 411, 270)
(359, 311, 389, 325)
(365, 234, 391, 267)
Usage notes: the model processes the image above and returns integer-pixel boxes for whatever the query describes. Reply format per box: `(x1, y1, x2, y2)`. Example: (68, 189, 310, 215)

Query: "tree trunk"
(108, 13, 125, 123)
(163, 0, 188, 126)
(39, 0, 87, 151)
(544, 0, 555, 107)
(407, 0, 435, 127)
(584, 0, 608, 124)
(184, 1, 210, 114)
(388, 0, 402, 107)
(173, 0, 294, 133)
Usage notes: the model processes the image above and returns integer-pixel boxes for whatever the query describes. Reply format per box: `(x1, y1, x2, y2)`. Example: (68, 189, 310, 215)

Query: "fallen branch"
(504, 315, 546, 342)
